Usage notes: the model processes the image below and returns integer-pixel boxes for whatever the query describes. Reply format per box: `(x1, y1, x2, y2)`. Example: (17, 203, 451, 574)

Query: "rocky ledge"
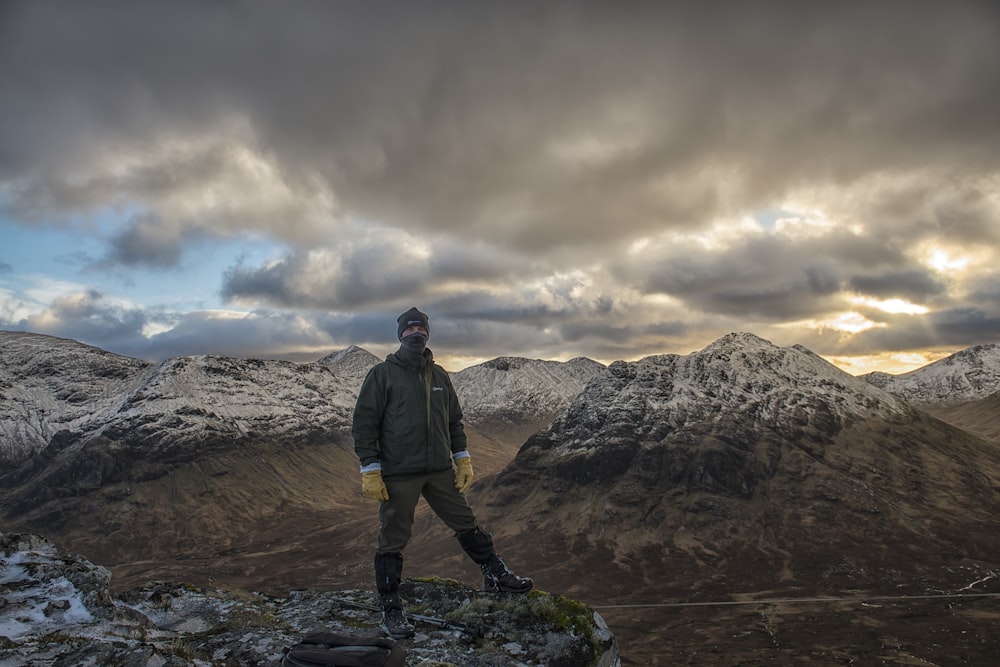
(0, 533, 619, 666)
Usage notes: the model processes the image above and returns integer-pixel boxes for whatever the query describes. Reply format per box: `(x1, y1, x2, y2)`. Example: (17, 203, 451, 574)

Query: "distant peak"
(317, 345, 375, 365)
(707, 331, 776, 350)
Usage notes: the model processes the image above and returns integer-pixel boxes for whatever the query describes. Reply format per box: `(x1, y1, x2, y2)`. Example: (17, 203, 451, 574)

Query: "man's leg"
(374, 474, 425, 639)
(422, 469, 533, 594)
(378, 474, 425, 553)
(373, 552, 413, 639)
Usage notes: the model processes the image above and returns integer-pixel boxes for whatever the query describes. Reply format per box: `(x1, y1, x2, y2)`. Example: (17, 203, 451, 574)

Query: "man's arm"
(443, 371, 468, 455)
(352, 366, 385, 467)
(442, 370, 474, 492)
(353, 366, 389, 501)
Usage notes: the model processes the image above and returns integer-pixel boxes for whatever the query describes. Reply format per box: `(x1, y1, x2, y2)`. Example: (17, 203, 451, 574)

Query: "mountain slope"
(466, 333, 1000, 603)
(451, 355, 607, 465)
(862, 342, 1000, 405)
(923, 390, 1000, 444)
(0, 331, 150, 467)
(0, 350, 373, 570)
(452, 355, 606, 426)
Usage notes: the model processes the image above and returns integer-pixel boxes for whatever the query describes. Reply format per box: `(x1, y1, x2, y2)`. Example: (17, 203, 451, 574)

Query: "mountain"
(0, 331, 603, 591)
(316, 343, 382, 378)
(451, 356, 607, 470)
(6, 329, 1000, 664)
(0, 331, 150, 467)
(467, 333, 1000, 600)
(453, 356, 606, 427)
(446, 333, 1000, 663)
(861, 342, 1000, 405)
(0, 348, 371, 576)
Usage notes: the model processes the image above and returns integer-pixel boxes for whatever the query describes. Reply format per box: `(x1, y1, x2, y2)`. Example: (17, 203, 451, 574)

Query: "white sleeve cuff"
(360, 462, 383, 473)
(452, 451, 470, 461)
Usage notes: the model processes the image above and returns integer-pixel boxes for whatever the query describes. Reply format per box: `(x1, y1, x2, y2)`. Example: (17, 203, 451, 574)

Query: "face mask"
(400, 332, 427, 354)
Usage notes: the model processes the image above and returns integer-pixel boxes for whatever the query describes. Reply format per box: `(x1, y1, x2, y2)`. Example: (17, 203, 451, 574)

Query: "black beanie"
(397, 307, 430, 340)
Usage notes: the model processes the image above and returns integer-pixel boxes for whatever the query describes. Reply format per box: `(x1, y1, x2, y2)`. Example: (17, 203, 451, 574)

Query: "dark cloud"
(969, 275, 1000, 305)
(620, 230, 896, 319)
(2, 1, 999, 366)
(4, 1, 998, 243)
(9, 290, 153, 351)
(139, 310, 336, 362)
(221, 241, 541, 310)
(105, 214, 187, 269)
(829, 307, 1000, 356)
(848, 270, 947, 303)
(1, 290, 348, 362)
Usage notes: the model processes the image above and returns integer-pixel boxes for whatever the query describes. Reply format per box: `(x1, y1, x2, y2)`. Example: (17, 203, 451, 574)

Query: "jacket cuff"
(360, 462, 382, 474)
(452, 451, 470, 461)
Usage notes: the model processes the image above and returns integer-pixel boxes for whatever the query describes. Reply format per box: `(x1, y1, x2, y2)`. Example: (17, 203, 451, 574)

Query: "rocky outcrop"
(0, 533, 620, 667)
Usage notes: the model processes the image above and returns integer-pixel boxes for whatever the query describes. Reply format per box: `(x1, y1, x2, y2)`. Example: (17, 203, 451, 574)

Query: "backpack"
(280, 631, 405, 667)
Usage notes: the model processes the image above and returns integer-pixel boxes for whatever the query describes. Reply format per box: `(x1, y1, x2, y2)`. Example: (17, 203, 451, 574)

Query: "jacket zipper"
(425, 365, 432, 469)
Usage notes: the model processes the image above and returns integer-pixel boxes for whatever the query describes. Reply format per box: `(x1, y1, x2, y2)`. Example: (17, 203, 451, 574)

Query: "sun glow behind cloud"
(925, 248, 969, 274)
(801, 311, 885, 335)
(848, 295, 930, 315)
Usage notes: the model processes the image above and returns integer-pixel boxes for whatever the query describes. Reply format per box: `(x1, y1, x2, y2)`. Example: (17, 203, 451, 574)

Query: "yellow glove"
(361, 470, 389, 501)
(454, 456, 474, 493)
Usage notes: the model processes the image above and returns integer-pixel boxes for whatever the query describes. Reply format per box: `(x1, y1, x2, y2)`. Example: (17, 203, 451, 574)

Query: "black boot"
(481, 555, 534, 594)
(374, 552, 414, 639)
(457, 528, 534, 594)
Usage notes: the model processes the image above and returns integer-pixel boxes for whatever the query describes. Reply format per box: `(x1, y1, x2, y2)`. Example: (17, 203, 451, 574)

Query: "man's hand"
(362, 470, 389, 501)
(454, 456, 474, 493)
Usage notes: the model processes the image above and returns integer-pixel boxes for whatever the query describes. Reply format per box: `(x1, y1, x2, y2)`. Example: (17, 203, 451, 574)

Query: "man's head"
(397, 307, 430, 352)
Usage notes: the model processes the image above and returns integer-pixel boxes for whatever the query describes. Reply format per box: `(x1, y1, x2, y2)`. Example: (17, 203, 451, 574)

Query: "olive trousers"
(377, 468, 478, 553)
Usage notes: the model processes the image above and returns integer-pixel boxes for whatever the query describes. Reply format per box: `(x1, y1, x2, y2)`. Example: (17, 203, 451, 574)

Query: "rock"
(0, 533, 620, 666)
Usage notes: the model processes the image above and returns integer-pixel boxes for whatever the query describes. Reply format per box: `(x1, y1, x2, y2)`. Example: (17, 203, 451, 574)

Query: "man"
(352, 307, 533, 639)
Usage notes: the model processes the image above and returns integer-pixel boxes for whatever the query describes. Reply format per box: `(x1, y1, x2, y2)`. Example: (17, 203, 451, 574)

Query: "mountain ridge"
(861, 341, 1000, 405)
(0, 330, 608, 584)
(0, 331, 607, 468)
(470, 333, 1000, 597)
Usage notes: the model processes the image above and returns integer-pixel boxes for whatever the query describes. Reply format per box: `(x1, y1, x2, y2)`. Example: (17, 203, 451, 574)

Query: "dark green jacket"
(352, 346, 468, 478)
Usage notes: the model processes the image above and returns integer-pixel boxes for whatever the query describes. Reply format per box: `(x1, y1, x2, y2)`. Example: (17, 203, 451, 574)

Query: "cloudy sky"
(2, 1, 999, 374)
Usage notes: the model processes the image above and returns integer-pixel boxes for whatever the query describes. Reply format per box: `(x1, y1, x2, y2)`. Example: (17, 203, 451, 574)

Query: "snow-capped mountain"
(471, 332, 1000, 604)
(316, 344, 382, 380)
(0, 333, 603, 470)
(861, 342, 1000, 405)
(0, 331, 607, 578)
(0, 344, 377, 567)
(0, 332, 151, 467)
(0, 334, 366, 469)
(539, 332, 911, 465)
(452, 356, 607, 427)
(489, 332, 916, 509)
